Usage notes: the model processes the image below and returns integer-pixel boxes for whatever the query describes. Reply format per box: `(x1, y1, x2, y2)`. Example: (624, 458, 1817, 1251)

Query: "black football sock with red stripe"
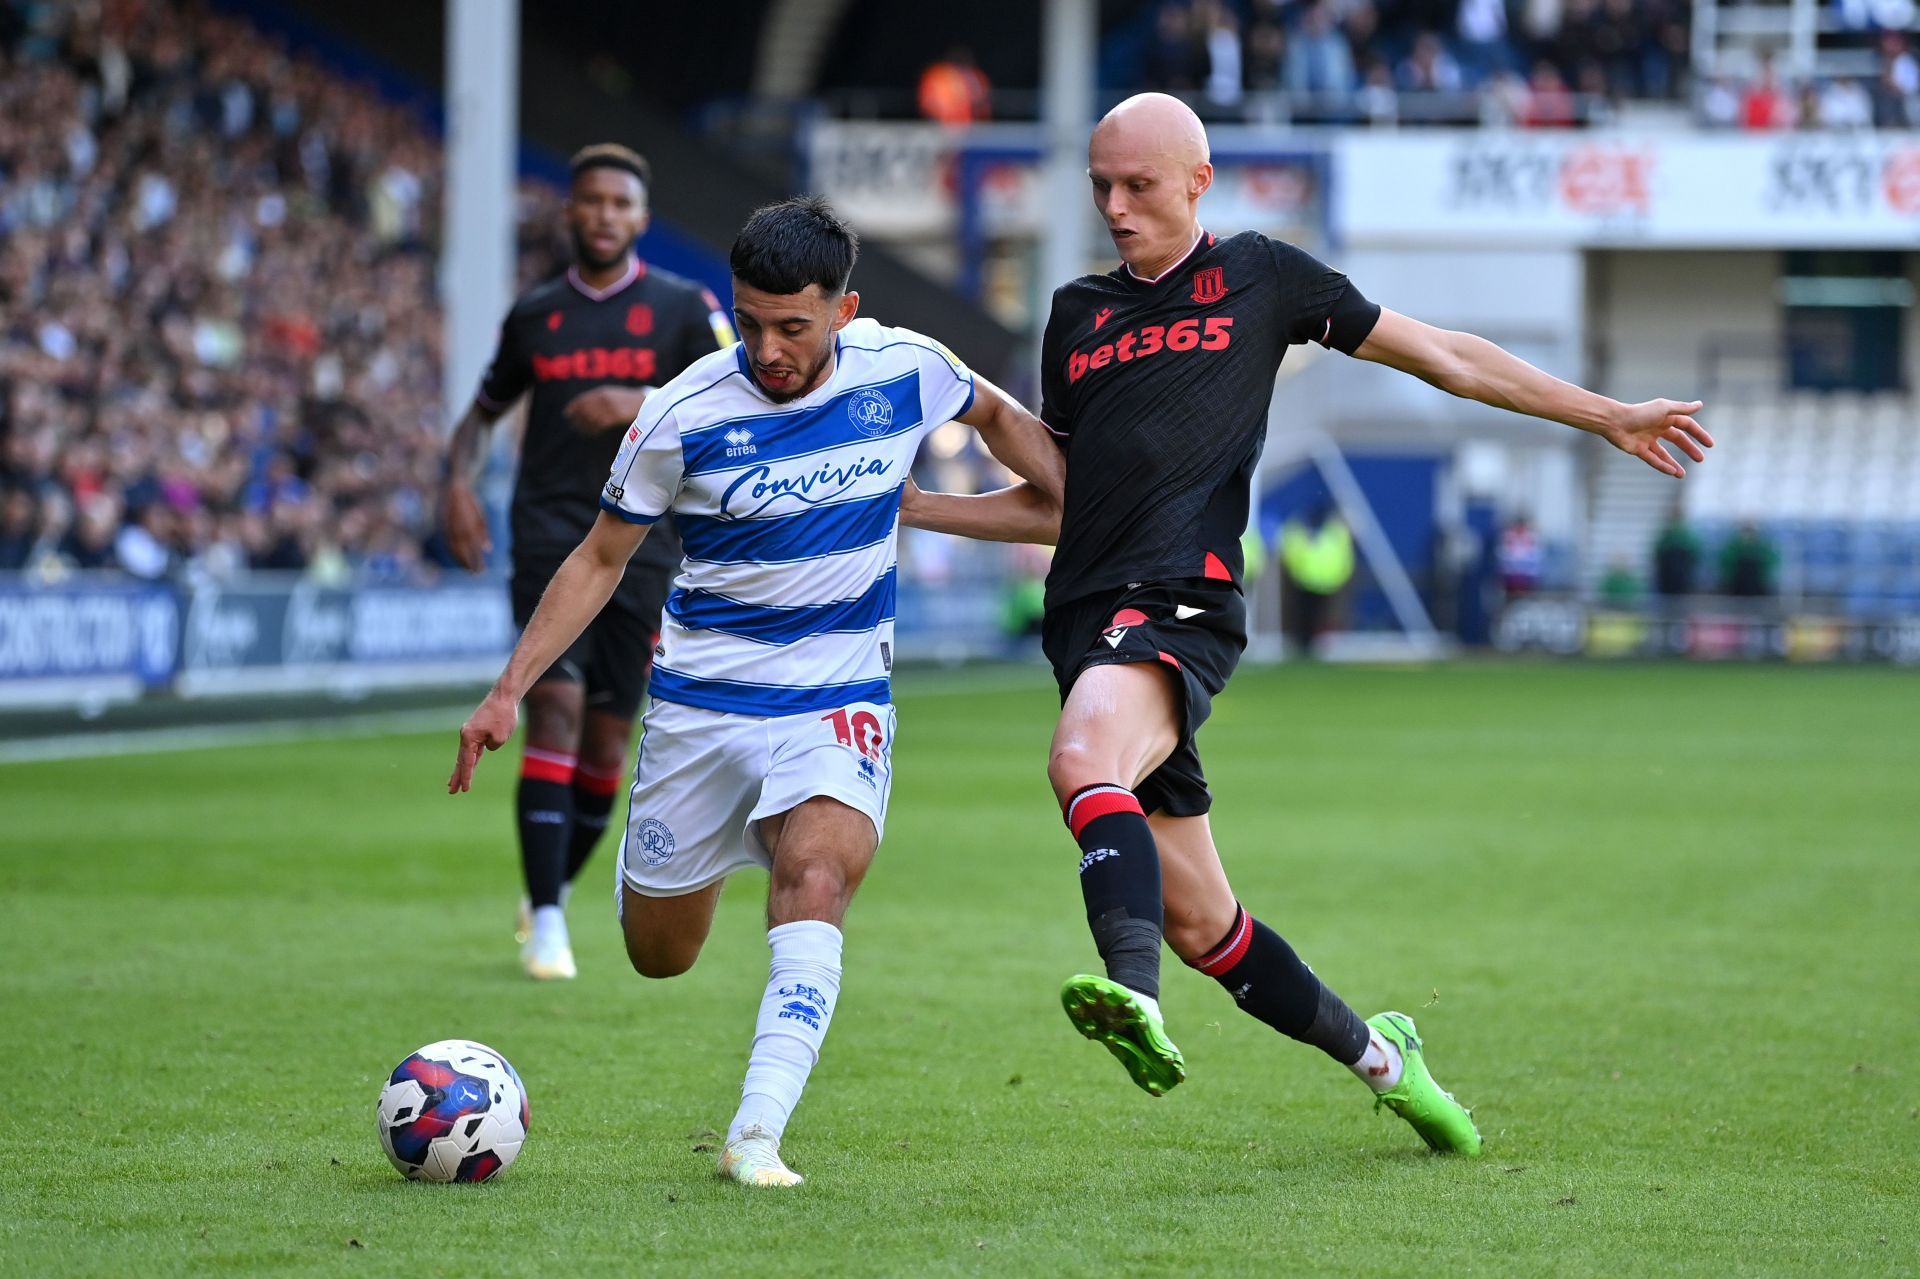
(564, 761, 625, 886)
(1189, 904, 1370, 1064)
(518, 748, 575, 910)
(1064, 783, 1164, 999)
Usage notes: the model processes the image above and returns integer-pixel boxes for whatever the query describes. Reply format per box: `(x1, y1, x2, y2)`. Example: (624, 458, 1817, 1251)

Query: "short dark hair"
(729, 195, 859, 297)
(569, 143, 650, 190)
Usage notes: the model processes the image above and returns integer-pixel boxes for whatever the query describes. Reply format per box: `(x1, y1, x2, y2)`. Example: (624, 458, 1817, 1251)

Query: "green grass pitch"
(2, 663, 1915, 1276)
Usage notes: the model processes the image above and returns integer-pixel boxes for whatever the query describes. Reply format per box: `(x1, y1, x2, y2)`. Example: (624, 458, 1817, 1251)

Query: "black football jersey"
(476, 259, 732, 574)
(1039, 229, 1379, 610)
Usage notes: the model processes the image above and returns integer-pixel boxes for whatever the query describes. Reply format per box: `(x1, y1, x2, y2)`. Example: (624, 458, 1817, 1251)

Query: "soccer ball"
(375, 1039, 529, 1182)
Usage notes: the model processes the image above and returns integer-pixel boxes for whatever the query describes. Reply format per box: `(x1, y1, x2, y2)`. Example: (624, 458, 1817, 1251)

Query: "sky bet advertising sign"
(1338, 133, 1920, 248)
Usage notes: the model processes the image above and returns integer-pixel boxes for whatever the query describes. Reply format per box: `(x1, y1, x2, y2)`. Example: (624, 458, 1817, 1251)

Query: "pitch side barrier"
(1495, 596, 1920, 665)
(0, 571, 1017, 711)
(0, 573, 513, 711)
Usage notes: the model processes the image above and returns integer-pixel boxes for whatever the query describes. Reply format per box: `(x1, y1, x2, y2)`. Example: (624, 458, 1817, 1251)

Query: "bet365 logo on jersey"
(1067, 316, 1234, 385)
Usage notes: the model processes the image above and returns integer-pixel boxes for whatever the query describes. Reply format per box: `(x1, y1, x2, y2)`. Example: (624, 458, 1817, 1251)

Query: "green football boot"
(1060, 974, 1187, 1097)
(1366, 1011, 1483, 1156)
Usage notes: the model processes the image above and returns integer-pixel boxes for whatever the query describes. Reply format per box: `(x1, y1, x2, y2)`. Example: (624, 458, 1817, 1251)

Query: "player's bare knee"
(580, 715, 631, 778)
(523, 681, 584, 747)
(768, 853, 858, 925)
(582, 746, 626, 783)
(1047, 738, 1109, 800)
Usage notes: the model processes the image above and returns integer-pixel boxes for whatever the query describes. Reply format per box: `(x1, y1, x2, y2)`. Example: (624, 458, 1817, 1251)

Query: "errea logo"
(724, 426, 756, 458)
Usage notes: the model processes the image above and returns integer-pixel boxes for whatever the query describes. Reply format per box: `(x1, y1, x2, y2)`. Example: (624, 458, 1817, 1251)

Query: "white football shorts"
(615, 697, 897, 899)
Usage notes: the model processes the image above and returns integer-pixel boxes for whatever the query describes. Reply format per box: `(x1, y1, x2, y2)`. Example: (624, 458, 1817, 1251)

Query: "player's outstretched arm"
(1353, 308, 1713, 478)
(449, 512, 649, 793)
(957, 375, 1067, 504)
(900, 478, 1061, 545)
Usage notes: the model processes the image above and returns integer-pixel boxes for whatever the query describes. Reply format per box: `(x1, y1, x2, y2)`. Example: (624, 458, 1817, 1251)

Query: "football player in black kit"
(904, 95, 1711, 1154)
(440, 144, 734, 981)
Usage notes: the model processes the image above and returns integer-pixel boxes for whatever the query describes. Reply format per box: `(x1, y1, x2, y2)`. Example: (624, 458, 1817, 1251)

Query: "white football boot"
(515, 884, 571, 944)
(520, 907, 576, 981)
(716, 1125, 803, 1187)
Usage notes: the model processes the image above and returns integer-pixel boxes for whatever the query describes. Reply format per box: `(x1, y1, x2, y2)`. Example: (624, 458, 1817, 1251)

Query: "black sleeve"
(474, 311, 530, 411)
(1038, 289, 1074, 451)
(1267, 237, 1381, 354)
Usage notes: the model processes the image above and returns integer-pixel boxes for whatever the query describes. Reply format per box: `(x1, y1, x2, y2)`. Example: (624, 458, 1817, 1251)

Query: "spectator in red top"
(1741, 52, 1795, 129)
(917, 46, 992, 126)
(1522, 61, 1578, 126)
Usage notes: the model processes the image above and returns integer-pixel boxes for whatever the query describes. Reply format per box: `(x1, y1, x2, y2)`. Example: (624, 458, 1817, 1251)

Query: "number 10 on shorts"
(821, 707, 885, 759)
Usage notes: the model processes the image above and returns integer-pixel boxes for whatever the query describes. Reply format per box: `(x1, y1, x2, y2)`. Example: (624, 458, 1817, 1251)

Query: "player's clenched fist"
(449, 692, 518, 794)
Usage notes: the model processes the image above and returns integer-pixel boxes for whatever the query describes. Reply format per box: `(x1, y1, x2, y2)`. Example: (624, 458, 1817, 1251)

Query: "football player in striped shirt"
(450, 197, 1063, 1186)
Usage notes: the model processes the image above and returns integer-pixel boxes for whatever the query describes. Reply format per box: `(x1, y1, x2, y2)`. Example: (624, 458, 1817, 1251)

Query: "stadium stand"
(1588, 391, 1920, 611)
(0, 0, 570, 584)
(4, 0, 1914, 636)
(1120, 0, 1691, 126)
(1684, 393, 1920, 609)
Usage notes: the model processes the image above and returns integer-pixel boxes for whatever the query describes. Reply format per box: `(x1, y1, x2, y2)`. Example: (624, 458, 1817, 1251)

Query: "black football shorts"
(510, 556, 668, 722)
(1041, 577, 1248, 817)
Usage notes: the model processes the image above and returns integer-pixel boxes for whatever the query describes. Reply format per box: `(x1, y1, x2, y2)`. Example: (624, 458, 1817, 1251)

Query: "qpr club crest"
(1190, 266, 1228, 305)
(847, 388, 894, 438)
(635, 818, 675, 866)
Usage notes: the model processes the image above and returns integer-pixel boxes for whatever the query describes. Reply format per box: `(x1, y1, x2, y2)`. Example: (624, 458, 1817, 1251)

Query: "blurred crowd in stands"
(1120, 0, 1919, 127)
(0, 0, 571, 585)
(1696, 36, 1920, 129)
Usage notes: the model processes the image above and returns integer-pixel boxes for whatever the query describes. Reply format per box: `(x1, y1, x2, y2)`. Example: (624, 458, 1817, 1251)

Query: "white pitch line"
(0, 669, 1055, 765)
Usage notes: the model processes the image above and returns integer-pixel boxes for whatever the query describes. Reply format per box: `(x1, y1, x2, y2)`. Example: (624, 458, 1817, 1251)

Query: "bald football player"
(905, 93, 1709, 1156)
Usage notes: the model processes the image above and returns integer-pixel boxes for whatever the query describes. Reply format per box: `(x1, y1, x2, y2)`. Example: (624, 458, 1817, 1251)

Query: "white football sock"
(1349, 1029, 1404, 1093)
(727, 920, 844, 1145)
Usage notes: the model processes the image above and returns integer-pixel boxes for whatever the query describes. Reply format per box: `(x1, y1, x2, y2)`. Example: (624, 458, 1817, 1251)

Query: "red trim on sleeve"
(1203, 551, 1233, 581)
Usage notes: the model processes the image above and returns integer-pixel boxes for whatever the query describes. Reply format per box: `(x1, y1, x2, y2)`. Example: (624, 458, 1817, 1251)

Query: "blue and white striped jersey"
(599, 318, 975, 718)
